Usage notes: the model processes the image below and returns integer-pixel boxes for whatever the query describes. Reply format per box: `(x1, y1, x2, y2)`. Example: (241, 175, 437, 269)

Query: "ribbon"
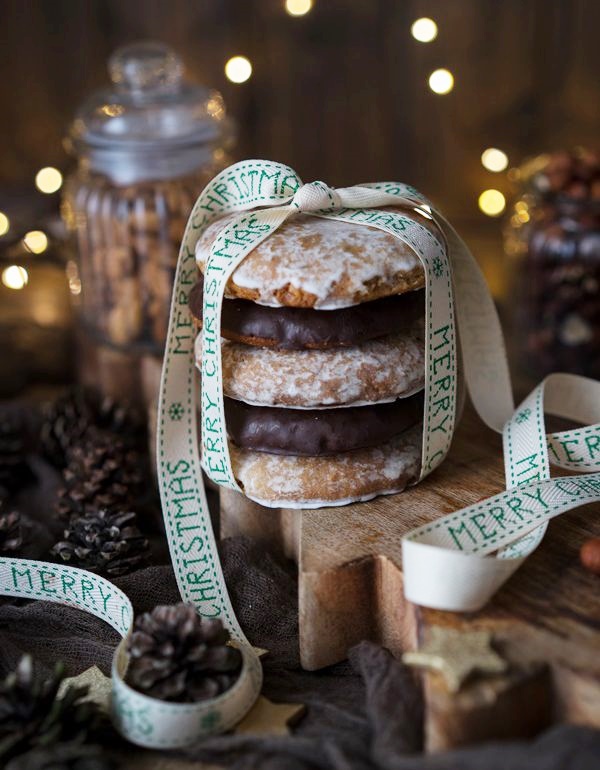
(1, 159, 598, 750)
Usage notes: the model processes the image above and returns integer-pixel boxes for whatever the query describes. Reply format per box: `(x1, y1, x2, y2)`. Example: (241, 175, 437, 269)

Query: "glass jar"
(62, 41, 232, 389)
(505, 150, 600, 380)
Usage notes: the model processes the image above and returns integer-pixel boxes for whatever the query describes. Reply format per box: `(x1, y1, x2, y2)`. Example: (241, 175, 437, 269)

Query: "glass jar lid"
(67, 40, 227, 153)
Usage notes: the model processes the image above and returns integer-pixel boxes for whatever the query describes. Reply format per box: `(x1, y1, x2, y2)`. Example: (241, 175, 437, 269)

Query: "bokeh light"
(23, 230, 48, 254)
(481, 148, 509, 173)
(35, 166, 63, 194)
(411, 18, 438, 43)
(428, 69, 454, 94)
(2, 265, 28, 290)
(225, 56, 253, 84)
(0, 212, 9, 236)
(478, 189, 506, 216)
(285, 0, 313, 16)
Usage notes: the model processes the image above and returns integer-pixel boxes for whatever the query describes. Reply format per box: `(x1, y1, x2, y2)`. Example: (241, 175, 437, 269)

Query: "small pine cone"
(41, 387, 145, 470)
(0, 406, 33, 494)
(0, 505, 25, 555)
(93, 394, 144, 448)
(55, 436, 143, 521)
(5, 742, 118, 770)
(126, 603, 242, 703)
(0, 656, 104, 763)
(40, 389, 95, 469)
(51, 509, 149, 577)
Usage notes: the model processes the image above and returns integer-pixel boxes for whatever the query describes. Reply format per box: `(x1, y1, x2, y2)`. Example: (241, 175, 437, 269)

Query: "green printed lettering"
(39, 570, 57, 594)
(203, 391, 217, 412)
(432, 397, 451, 417)
(81, 578, 97, 608)
(433, 375, 452, 396)
(181, 536, 205, 554)
(432, 325, 451, 351)
(176, 521, 201, 537)
(577, 476, 600, 495)
(171, 497, 197, 519)
(432, 414, 451, 434)
(167, 458, 190, 475)
(206, 436, 221, 453)
(256, 168, 280, 195)
(12, 566, 33, 591)
(280, 174, 300, 196)
(207, 457, 227, 476)
(522, 487, 549, 510)
(168, 475, 194, 496)
(554, 479, 582, 496)
(425, 449, 445, 470)
(515, 454, 540, 480)
(97, 582, 112, 613)
(585, 434, 600, 459)
(560, 439, 583, 463)
(433, 351, 451, 375)
(469, 513, 497, 540)
(173, 335, 191, 355)
(204, 416, 219, 433)
(489, 506, 506, 529)
(213, 181, 233, 203)
(447, 521, 477, 551)
(61, 573, 77, 598)
(506, 497, 525, 520)
(180, 267, 196, 286)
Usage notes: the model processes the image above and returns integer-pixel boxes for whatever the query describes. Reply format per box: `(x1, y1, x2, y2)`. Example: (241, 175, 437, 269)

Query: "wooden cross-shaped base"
(220, 407, 600, 750)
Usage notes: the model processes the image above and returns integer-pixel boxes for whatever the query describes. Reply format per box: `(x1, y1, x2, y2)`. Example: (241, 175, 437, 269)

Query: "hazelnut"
(579, 538, 600, 575)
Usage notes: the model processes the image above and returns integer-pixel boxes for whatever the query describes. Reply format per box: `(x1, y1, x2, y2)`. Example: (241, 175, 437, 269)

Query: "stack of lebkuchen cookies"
(191, 210, 434, 507)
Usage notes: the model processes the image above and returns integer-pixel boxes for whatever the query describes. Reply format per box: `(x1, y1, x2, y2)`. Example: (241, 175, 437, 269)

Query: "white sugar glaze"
(195, 325, 425, 408)
(195, 213, 425, 309)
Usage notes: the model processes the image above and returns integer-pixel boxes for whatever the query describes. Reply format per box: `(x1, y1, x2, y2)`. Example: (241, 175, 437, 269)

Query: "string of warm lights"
(0, 2, 514, 300)
(0, 165, 61, 291)
(408, 15, 510, 217)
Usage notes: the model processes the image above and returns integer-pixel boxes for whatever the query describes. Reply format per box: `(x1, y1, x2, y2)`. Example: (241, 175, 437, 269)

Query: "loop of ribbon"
(1, 160, 598, 749)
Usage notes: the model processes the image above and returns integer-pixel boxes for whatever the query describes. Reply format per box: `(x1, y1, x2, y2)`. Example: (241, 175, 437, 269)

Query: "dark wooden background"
(1, 0, 598, 225)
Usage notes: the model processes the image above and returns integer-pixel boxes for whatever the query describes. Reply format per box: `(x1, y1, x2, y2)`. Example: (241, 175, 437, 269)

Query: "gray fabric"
(0, 537, 599, 769)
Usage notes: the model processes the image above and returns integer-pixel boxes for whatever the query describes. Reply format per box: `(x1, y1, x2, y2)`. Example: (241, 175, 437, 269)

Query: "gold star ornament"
(234, 696, 306, 736)
(402, 626, 508, 692)
(59, 665, 112, 711)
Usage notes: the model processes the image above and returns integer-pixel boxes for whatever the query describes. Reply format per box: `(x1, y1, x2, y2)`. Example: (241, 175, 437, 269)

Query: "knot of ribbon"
(291, 180, 341, 211)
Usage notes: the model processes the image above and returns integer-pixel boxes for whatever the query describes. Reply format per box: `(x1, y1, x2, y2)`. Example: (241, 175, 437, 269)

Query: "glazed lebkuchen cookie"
(193, 209, 435, 507)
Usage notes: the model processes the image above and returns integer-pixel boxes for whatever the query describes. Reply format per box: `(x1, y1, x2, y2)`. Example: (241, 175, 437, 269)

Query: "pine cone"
(6, 742, 118, 770)
(55, 437, 143, 520)
(0, 406, 33, 494)
(0, 656, 103, 763)
(51, 509, 149, 577)
(0, 505, 25, 555)
(126, 604, 242, 703)
(41, 388, 145, 469)
(94, 394, 144, 446)
(40, 389, 94, 469)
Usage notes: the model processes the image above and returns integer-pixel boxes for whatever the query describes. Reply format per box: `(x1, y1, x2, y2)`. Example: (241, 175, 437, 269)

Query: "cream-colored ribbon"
(1, 160, 598, 749)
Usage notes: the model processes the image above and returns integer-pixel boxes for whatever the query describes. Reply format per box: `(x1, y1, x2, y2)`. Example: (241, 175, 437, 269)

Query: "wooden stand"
(220, 407, 600, 750)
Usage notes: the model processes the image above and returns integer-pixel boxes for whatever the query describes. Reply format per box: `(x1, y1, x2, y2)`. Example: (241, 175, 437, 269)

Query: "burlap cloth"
(1, 535, 599, 769)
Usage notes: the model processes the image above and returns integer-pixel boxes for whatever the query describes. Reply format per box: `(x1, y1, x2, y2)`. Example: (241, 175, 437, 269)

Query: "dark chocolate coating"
(224, 393, 423, 456)
(189, 278, 424, 350)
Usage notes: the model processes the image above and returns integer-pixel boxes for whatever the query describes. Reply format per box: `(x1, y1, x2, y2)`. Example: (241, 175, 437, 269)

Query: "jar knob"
(108, 41, 184, 95)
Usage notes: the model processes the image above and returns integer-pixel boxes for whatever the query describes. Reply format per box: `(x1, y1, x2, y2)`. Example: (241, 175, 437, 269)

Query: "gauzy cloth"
(0, 536, 599, 770)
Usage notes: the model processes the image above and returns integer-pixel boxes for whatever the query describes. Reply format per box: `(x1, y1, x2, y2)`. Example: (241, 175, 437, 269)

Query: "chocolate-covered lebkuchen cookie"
(194, 209, 434, 507)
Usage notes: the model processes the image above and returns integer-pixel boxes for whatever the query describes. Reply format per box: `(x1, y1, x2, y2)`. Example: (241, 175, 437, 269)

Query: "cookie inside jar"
(193, 210, 433, 507)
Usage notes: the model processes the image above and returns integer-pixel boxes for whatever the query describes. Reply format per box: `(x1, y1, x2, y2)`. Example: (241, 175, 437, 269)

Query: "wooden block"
(423, 662, 553, 750)
(219, 406, 600, 747)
